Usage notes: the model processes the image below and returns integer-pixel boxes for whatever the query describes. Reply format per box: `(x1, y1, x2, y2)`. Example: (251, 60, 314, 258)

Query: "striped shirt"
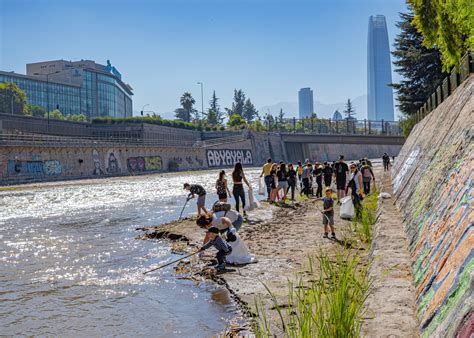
(202, 236, 231, 252)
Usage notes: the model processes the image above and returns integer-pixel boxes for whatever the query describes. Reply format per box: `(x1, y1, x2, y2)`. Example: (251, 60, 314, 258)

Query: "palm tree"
(176, 92, 196, 122)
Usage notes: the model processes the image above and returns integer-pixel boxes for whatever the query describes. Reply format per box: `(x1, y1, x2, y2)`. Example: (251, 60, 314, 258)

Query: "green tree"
(409, 0, 474, 70)
(226, 89, 246, 117)
(227, 113, 246, 127)
(26, 104, 47, 118)
(277, 108, 285, 124)
(175, 92, 196, 122)
(205, 91, 224, 125)
(343, 99, 355, 120)
(242, 98, 258, 123)
(391, 10, 445, 116)
(263, 112, 275, 130)
(0, 82, 27, 115)
(46, 109, 63, 120)
(65, 113, 87, 122)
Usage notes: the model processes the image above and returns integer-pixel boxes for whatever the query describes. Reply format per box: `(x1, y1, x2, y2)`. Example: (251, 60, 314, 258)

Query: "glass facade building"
(0, 59, 133, 119)
(367, 15, 394, 121)
(298, 87, 314, 118)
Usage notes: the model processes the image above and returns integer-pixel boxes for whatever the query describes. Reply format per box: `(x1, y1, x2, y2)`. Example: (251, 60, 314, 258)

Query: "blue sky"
(0, 0, 408, 119)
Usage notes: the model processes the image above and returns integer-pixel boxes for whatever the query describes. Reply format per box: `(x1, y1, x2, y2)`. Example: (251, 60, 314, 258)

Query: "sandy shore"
(136, 181, 363, 335)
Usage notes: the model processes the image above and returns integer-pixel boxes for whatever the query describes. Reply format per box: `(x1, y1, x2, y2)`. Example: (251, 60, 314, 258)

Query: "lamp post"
(141, 103, 150, 116)
(197, 82, 204, 120)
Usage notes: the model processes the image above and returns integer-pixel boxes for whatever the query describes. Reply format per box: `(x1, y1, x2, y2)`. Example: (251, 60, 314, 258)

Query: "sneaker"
(331, 233, 336, 239)
(323, 233, 329, 238)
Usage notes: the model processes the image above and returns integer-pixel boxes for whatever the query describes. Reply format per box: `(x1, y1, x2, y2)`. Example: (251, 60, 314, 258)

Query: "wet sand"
(137, 186, 363, 335)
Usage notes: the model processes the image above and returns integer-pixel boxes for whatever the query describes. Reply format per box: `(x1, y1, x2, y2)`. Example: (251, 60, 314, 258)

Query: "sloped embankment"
(392, 75, 473, 337)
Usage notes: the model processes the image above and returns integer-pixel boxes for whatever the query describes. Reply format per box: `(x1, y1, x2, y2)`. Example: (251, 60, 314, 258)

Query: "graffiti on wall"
(127, 156, 163, 173)
(105, 150, 121, 174)
(92, 149, 104, 176)
(206, 149, 253, 167)
(6, 160, 62, 177)
(393, 147, 420, 193)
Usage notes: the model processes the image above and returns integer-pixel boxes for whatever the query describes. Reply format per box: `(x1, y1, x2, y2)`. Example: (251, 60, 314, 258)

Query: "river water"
(0, 168, 262, 337)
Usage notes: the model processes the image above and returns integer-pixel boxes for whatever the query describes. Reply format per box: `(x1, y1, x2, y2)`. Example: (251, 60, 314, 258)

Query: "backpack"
(212, 201, 231, 213)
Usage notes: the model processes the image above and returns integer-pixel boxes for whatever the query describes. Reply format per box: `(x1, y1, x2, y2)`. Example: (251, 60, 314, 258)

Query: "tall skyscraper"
(367, 15, 394, 121)
(298, 87, 314, 118)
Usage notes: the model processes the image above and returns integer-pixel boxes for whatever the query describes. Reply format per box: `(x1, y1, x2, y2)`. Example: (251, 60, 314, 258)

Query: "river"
(0, 168, 262, 337)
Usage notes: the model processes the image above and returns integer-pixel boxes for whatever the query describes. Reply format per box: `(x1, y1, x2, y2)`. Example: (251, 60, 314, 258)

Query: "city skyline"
(1, 0, 407, 119)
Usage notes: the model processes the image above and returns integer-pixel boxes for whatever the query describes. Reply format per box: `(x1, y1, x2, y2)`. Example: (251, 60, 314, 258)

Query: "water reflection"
(0, 168, 262, 337)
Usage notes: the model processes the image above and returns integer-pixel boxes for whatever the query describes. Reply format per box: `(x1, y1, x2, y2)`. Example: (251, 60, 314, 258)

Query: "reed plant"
(353, 192, 379, 244)
(252, 250, 374, 337)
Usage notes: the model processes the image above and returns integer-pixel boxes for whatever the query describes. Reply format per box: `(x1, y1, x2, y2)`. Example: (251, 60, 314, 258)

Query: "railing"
(415, 51, 473, 123)
(195, 134, 249, 147)
(263, 118, 402, 136)
(0, 132, 197, 148)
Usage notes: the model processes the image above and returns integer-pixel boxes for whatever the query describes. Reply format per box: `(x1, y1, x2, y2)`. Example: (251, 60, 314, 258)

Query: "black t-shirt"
(277, 170, 288, 181)
(313, 167, 323, 181)
(334, 162, 349, 181)
(288, 169, 297, 182)
(190, 184, 206, 196)
(322, 166, 333, 178)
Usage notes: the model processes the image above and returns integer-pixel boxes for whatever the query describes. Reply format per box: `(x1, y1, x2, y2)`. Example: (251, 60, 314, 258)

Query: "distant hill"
(260, 95, 368, 120)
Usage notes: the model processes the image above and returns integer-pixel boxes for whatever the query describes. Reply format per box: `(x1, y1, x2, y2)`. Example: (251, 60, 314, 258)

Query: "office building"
(298, 87, 314, 118)
(367, 15, 394, 121)
(0, 59, 133, 119)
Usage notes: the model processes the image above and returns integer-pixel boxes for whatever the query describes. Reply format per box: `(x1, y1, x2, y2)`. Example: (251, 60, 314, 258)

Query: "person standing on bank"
(334, 155, 349, 204)
(348, 162, 364, 218)
(287, 163, 297, 201)
(276, 162, 289, 200)
(297, 161, 303, 190)
(360, 161, 375, 195)
(260, 158, 273, 201)
(301, 162, 312, 196)
(215, 170, 231, 202)
(382, 153, 390, 171)
(322, 161, 333, 188)
(313, 162, 323, 198)
(232, 162, 251, 215)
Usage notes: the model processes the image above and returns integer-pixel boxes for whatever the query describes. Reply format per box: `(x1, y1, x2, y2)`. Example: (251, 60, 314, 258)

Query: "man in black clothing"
(322, 162, 333, 187)
(313, 163, 323, 198)
(333, 155, 349, 203)
(382, 153, 390, 171)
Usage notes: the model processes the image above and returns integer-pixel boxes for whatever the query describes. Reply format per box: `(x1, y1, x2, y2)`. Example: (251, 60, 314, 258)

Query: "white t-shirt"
(212, 210, 239, 229)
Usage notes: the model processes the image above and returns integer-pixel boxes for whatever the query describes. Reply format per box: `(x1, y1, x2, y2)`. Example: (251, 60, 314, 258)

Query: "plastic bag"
(258, 177, 265, 196)
(379, 192, 391, 199)
(330, 179, 337, 193)
(245, 188, 261, 211)
(339, 196, 354, 219)
(226, 234, 258, 264)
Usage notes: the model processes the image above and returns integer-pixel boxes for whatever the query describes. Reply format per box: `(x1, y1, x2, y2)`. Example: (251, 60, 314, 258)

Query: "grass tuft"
(353, 192, 379, 244)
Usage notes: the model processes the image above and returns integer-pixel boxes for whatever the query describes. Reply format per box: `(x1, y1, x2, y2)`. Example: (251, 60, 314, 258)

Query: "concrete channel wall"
(392, 75, 473, 337)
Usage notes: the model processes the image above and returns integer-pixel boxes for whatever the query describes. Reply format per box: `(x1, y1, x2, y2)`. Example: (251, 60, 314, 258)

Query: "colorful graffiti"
(392, 78, 473, 337)
(127, 156, 162, 173)
(206, 149, 253, 167)
(6, 160, 62, 177)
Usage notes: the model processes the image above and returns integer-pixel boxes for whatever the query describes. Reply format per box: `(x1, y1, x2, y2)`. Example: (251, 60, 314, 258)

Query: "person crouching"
(200, 227, 232, 272)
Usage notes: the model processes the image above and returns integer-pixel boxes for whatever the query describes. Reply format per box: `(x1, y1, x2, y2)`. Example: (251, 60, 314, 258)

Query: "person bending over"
(184, 183, 208, 215)
(200, 227, 232, 272)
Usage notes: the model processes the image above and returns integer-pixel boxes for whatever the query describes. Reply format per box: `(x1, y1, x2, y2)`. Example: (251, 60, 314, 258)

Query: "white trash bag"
(379, 192, 392, 199)
(340, 196, 354, 219)
(258, 177, 265, 196)
(244, 188, 261, 211)
(227, 234, 258, 265)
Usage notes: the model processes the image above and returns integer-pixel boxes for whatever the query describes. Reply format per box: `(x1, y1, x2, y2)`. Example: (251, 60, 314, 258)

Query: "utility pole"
(197, 82, 203, 120)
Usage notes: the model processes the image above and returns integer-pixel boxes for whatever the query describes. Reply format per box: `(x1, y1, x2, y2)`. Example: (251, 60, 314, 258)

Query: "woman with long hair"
(215, 170, 231, 202)
(232, 162, 251, 214)
(287, 163, 297, 201)
(276, 163, 289, 200)
(269, 163, 279, 202)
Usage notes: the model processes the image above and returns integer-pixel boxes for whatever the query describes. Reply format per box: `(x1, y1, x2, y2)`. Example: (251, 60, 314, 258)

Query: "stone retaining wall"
(392, 75, 473, 337)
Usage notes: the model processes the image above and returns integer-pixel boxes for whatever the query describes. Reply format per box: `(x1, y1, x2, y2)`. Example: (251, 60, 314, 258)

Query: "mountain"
(260, 95, 368, 120)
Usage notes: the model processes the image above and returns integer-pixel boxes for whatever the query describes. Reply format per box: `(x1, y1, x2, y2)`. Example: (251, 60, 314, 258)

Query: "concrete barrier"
(392, 75, 473, 337)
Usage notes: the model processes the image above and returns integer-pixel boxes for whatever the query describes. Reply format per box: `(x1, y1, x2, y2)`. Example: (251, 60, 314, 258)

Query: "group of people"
(180, 154, 382, 272)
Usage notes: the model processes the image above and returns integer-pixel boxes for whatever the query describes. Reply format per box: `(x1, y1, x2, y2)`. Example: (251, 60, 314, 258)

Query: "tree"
(175, 92, 196, 122)
(391, 10, 445, 116)
(263, 112, 275, 130)
(65, 113, 87, 122)
(343, 99, 356, 120)
(227, 114, 246, 127)
(409, 0, 474, 71)
(226, 89, 246, 117)
(0, 82, 27, 115)
(242, 98, 258, 123)
(26, 104, 47, 118)
(46, 109, 63, 120)
(204, 91, 224, 125)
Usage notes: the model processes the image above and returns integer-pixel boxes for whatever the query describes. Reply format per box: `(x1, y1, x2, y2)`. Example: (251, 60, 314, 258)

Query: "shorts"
(218, 192, 228, 200)
(336, 179, 346, 190)
(323, 214, 334, 226)
(197, 194, 206, 207)
(278, 181, 288, 189)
